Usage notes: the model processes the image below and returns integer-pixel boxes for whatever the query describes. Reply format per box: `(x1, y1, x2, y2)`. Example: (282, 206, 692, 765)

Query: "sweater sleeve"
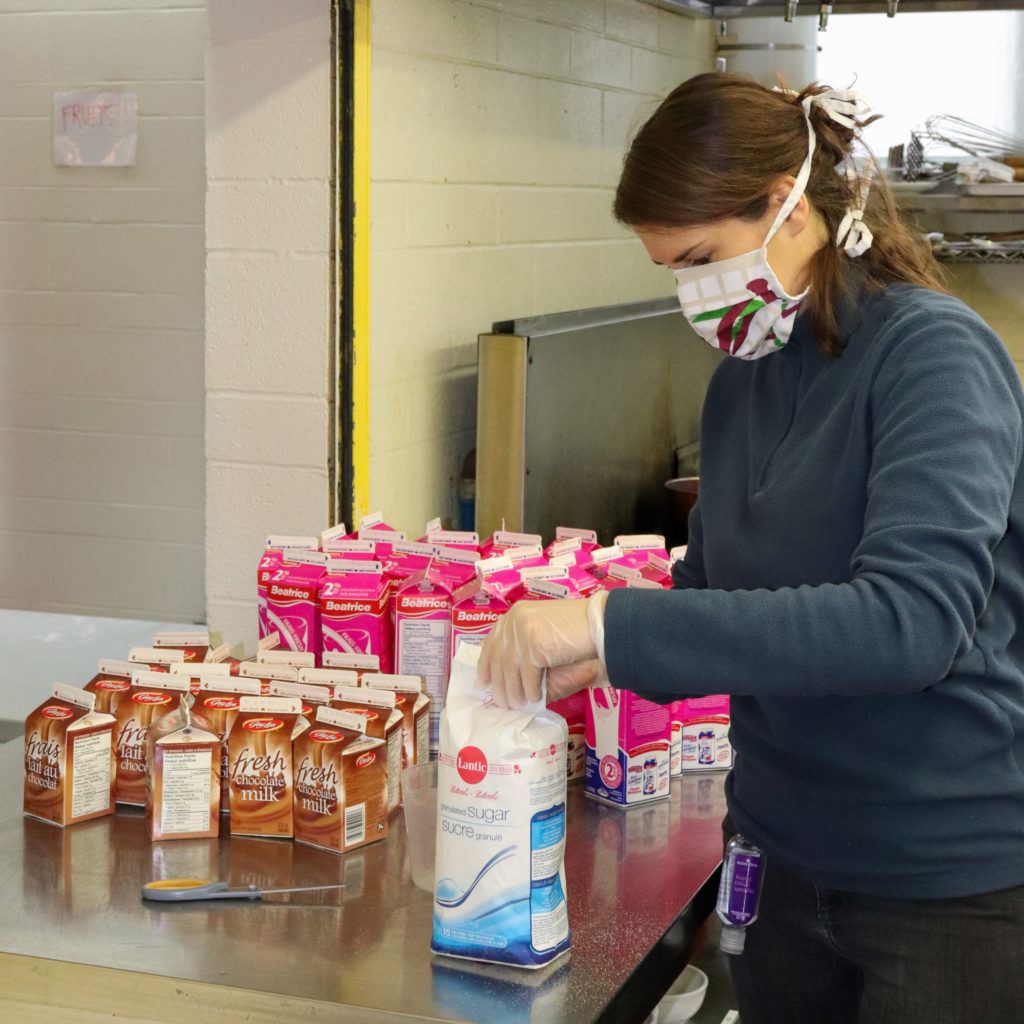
(605, 307, 1023, 699)
(670, 499, 707, 590)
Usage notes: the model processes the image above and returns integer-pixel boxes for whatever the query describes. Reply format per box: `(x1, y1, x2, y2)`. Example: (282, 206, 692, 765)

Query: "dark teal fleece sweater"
(604, 281, 1024, 899)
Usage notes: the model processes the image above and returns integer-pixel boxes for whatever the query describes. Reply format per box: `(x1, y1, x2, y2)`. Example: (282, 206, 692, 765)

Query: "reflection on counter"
(678, 775, 729, 821)
(431, 956, 572, 1024)
(21, 813, 115, 922)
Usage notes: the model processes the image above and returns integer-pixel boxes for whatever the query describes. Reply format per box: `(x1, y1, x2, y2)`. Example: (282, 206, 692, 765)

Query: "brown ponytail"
(613, 72, 947, 357)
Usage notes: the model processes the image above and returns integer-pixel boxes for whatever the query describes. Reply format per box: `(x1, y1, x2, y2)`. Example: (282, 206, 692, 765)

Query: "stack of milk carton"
(254, 512, 731, 791)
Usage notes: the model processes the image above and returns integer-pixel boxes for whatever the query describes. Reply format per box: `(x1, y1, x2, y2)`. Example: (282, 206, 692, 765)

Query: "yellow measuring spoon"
(142, 878, 345, 902)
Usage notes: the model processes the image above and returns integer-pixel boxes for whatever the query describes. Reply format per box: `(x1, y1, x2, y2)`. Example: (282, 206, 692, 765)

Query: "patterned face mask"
(673, 89, 873, 361)
(673, 227, 809, 360)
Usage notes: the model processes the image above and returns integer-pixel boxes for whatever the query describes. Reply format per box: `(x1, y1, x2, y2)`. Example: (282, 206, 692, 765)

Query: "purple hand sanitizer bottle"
(716, 834, 765, 954)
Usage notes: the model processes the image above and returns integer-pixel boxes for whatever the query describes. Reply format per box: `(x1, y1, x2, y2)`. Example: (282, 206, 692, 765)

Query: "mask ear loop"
(763, 109, 816, 247)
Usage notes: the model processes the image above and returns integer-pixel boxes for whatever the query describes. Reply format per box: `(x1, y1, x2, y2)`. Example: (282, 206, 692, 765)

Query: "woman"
(478, 74, 1024, 1024)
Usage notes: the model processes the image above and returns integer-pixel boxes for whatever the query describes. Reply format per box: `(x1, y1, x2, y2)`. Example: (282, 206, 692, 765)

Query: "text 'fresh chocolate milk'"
(227, 696, 304, 838)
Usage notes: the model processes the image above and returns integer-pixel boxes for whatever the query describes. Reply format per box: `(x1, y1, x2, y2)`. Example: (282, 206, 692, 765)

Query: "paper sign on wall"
(53, 91, 138, 167)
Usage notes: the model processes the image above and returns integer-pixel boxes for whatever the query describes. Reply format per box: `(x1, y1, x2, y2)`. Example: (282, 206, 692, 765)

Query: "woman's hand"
(478, 592, 609, 707)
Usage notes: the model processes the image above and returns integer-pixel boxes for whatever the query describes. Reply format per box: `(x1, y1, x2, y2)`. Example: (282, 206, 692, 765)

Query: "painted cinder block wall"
(204, 0, 335, 652)
(366, 0, 716, 533)
(204, 0, 716, 653)
(0, 0, 206, 622)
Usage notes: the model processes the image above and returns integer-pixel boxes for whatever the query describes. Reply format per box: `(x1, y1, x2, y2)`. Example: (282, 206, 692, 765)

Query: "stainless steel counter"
(0, 738, 725, 1024)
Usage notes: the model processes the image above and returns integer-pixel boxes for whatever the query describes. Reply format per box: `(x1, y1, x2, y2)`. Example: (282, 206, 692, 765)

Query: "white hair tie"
(835, 163, 874, 257)
(802, 89, 874, 128)
(799, 90, 876, 257)
(836, 207, 873, 257)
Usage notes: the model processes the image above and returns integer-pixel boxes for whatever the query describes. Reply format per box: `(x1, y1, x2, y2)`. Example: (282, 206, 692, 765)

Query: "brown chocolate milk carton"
(364, 673, 431, 771)
(256, 648, 316, 670)
(268, 678, 333, 720)
(24, 684, 116, 827)
(82, 658, 135, 715)
(146, 696, 221, 841)
(236, 660, 298, 696)
(114, 671, 191, 806)
(192, 674, 261, 813)
(170, 660, 231, 701)
(228, 696, 303, 838)
(321, 651, 381, 681)
(296, 665, 361, 691)
(152, 630, 231, 665)
(293, 706, 389, 854)
(128, 646, 186, 672)
(329, 684, 403, 814)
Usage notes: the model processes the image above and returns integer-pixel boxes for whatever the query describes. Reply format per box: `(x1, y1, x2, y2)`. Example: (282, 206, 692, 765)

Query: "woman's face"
(633, 183, 820, 296)
(635, 216, 771, 270)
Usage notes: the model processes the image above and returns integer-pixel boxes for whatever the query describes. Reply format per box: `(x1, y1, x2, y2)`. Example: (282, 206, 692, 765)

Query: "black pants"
(723, 833, 1024, 1024)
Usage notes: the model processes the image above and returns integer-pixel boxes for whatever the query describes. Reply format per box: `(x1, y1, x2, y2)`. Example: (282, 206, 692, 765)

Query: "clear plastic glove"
(478, 592, 609, 708)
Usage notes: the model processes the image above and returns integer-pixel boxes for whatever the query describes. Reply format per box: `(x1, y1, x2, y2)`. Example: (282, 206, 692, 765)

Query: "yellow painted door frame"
(333, 0, 370, 527)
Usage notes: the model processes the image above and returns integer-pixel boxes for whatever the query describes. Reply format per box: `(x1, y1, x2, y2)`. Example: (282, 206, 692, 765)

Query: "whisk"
(921, 114, 1024, 159)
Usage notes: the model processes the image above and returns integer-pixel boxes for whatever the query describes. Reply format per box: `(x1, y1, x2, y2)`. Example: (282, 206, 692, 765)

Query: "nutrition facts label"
(398, 618, 449, 749)
(159, 748, 213, 835)
(398, 620, 448, 687)
(70, 730, 112, 819)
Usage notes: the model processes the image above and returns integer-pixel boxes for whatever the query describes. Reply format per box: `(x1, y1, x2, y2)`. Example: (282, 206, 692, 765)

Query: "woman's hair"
(613, 72, 947, 357)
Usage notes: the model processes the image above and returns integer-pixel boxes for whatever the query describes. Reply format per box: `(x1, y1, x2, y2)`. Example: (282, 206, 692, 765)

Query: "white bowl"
(656, 965, 709, 1024)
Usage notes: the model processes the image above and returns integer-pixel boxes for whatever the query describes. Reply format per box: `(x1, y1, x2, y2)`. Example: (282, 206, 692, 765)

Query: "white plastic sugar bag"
(431, 644, 571, 968)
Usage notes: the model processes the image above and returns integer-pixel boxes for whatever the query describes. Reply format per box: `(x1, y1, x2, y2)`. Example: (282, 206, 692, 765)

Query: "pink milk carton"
(479, 530, 542, 559)
(474, 555, 521, 599)
(424, 528, 479, 552)
(544, 536, 589, 565)
(548, 549, 602, 596)
(265, 551, 329, 663)
(549, 689, 587, 784)
(449, 579, 509, 668)
(321, 538, 377, 560)
(504, 574, 581, 606)
(357, 512, 406, 556)
(319, 559, 393, 672)
(583, 544, 623, 580)
(595, 567, 663, 597)
(393, 568, 455, 754)
(550, 525, 599, 552)
(613, 534, 670, 570)
(258, 535, 319, 640)
(680, 695, 733, 771)
(670, 700, 685, 777)
(504, 543, 548, 572)
(355, 510, 402, 536)
(319, 521, 347, 546)
(639, 552, 674, 588)
(598, 562, 643, 592)
(585, 687, 671, 807)
(379, 539, 435, 589)
(429, 543, 479, 592)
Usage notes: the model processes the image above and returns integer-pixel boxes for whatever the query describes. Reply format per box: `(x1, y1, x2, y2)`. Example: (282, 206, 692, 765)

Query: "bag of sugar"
(431, 644, 571, 968)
